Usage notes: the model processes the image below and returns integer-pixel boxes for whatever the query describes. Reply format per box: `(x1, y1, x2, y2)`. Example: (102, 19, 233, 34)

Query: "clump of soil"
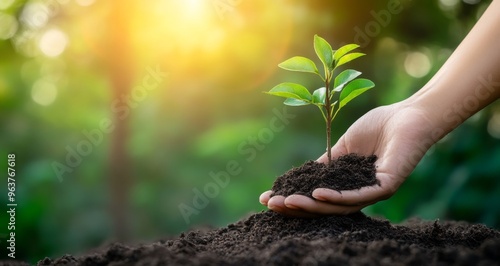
(271, 153, 378, 197)
(34, 211, 500, 265)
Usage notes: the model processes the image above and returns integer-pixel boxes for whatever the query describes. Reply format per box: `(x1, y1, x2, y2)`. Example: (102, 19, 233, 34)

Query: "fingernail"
(285, 203, 299, 210)
(314, 196, 325, 201)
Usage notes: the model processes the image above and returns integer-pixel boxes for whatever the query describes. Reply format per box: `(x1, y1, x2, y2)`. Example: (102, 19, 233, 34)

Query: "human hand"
(260, 101, 436, 216)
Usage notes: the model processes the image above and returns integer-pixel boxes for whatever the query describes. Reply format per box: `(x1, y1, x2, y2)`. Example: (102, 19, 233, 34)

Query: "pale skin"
(260, 0, 500, 217)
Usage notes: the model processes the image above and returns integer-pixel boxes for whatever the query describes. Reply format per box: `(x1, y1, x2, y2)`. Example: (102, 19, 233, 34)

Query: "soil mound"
(35, 211, 500, 265)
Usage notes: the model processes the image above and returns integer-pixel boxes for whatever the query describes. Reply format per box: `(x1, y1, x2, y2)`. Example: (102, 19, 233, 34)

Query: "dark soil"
(6, 154, 499, 265)
(33, 212, 500, 265)
(271, 154, 379, 197)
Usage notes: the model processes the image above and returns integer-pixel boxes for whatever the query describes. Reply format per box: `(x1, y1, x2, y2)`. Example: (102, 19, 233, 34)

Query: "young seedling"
(266, 35, 375, 164)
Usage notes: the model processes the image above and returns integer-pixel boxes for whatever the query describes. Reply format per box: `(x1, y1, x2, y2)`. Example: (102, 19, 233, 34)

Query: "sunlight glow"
(75, 0, 96, 7)
(39, 28, 68, 57)
(122, 0, 292, 91)
(183, 0, 206, 17)
(31, 79, 57, 106)
(140, 0, 227, 61)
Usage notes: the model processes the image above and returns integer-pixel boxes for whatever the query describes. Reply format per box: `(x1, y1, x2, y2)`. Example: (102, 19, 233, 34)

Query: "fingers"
(284, 194, 363, 215)
(267, 195, 320, 218)
(261, 192, 363, 216)
(259, 190, 272, 206)
(312, 187, 382, 206)
(311, 174, 397, 206)
(260, 191, 319, 217)
(259, 171, 399, 216)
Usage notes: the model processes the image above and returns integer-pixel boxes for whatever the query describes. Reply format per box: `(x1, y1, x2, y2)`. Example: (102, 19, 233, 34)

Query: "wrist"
(397, 94, 449, 146)
(403, 78, 485, 148)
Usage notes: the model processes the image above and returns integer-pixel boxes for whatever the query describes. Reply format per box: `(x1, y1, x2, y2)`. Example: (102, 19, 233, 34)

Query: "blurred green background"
(1, 0, 499, 263)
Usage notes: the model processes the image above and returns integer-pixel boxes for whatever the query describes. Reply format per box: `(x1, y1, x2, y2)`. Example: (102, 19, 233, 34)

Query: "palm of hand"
(260, 103, 433, 216)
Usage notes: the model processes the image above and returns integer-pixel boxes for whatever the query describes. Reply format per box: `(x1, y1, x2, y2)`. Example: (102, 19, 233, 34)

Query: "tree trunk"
(106, 2, 134, 241)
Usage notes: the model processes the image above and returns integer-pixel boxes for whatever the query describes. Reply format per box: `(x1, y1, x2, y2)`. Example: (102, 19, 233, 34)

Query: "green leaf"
(333, 69, 362, 92)
(266, 82, 312, 102)
(278, 56, 319, 74)
(336, 52, 365, 68)
(284, 98, 310, 106)
(333, 44, 360, 62)
(314, 35, 334, 72)
(339, 79, 375, 108)
(312, 87, 326, 105)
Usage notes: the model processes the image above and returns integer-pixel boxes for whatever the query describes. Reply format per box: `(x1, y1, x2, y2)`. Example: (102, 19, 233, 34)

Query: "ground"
(4, 154, 499, 265)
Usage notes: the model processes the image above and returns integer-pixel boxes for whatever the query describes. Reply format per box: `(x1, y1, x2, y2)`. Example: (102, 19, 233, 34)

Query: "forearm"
(407, 0, 500, 140)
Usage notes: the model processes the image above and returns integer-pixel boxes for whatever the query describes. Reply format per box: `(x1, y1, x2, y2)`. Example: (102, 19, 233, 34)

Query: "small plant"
(266, 35, 375, 164)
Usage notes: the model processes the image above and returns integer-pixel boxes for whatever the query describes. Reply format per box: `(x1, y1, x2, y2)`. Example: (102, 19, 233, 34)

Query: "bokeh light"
(463, 0, 481, 4)
(38, 28, 68, 57)
(31, 79, 57, 106)
(487, 111, 500, 139)
(20, 2, 50, 29)
(0, 0, 16, 10)
(0, 12, 18, 40)
(404, 51, 432, 78)
(440, 0, 460, 7)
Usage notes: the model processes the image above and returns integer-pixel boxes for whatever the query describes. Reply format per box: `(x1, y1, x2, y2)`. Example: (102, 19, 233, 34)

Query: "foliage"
(266, 35, 374, 163)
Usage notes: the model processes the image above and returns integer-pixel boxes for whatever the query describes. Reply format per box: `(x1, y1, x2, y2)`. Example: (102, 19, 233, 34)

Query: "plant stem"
(324, 76, 332, 164)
